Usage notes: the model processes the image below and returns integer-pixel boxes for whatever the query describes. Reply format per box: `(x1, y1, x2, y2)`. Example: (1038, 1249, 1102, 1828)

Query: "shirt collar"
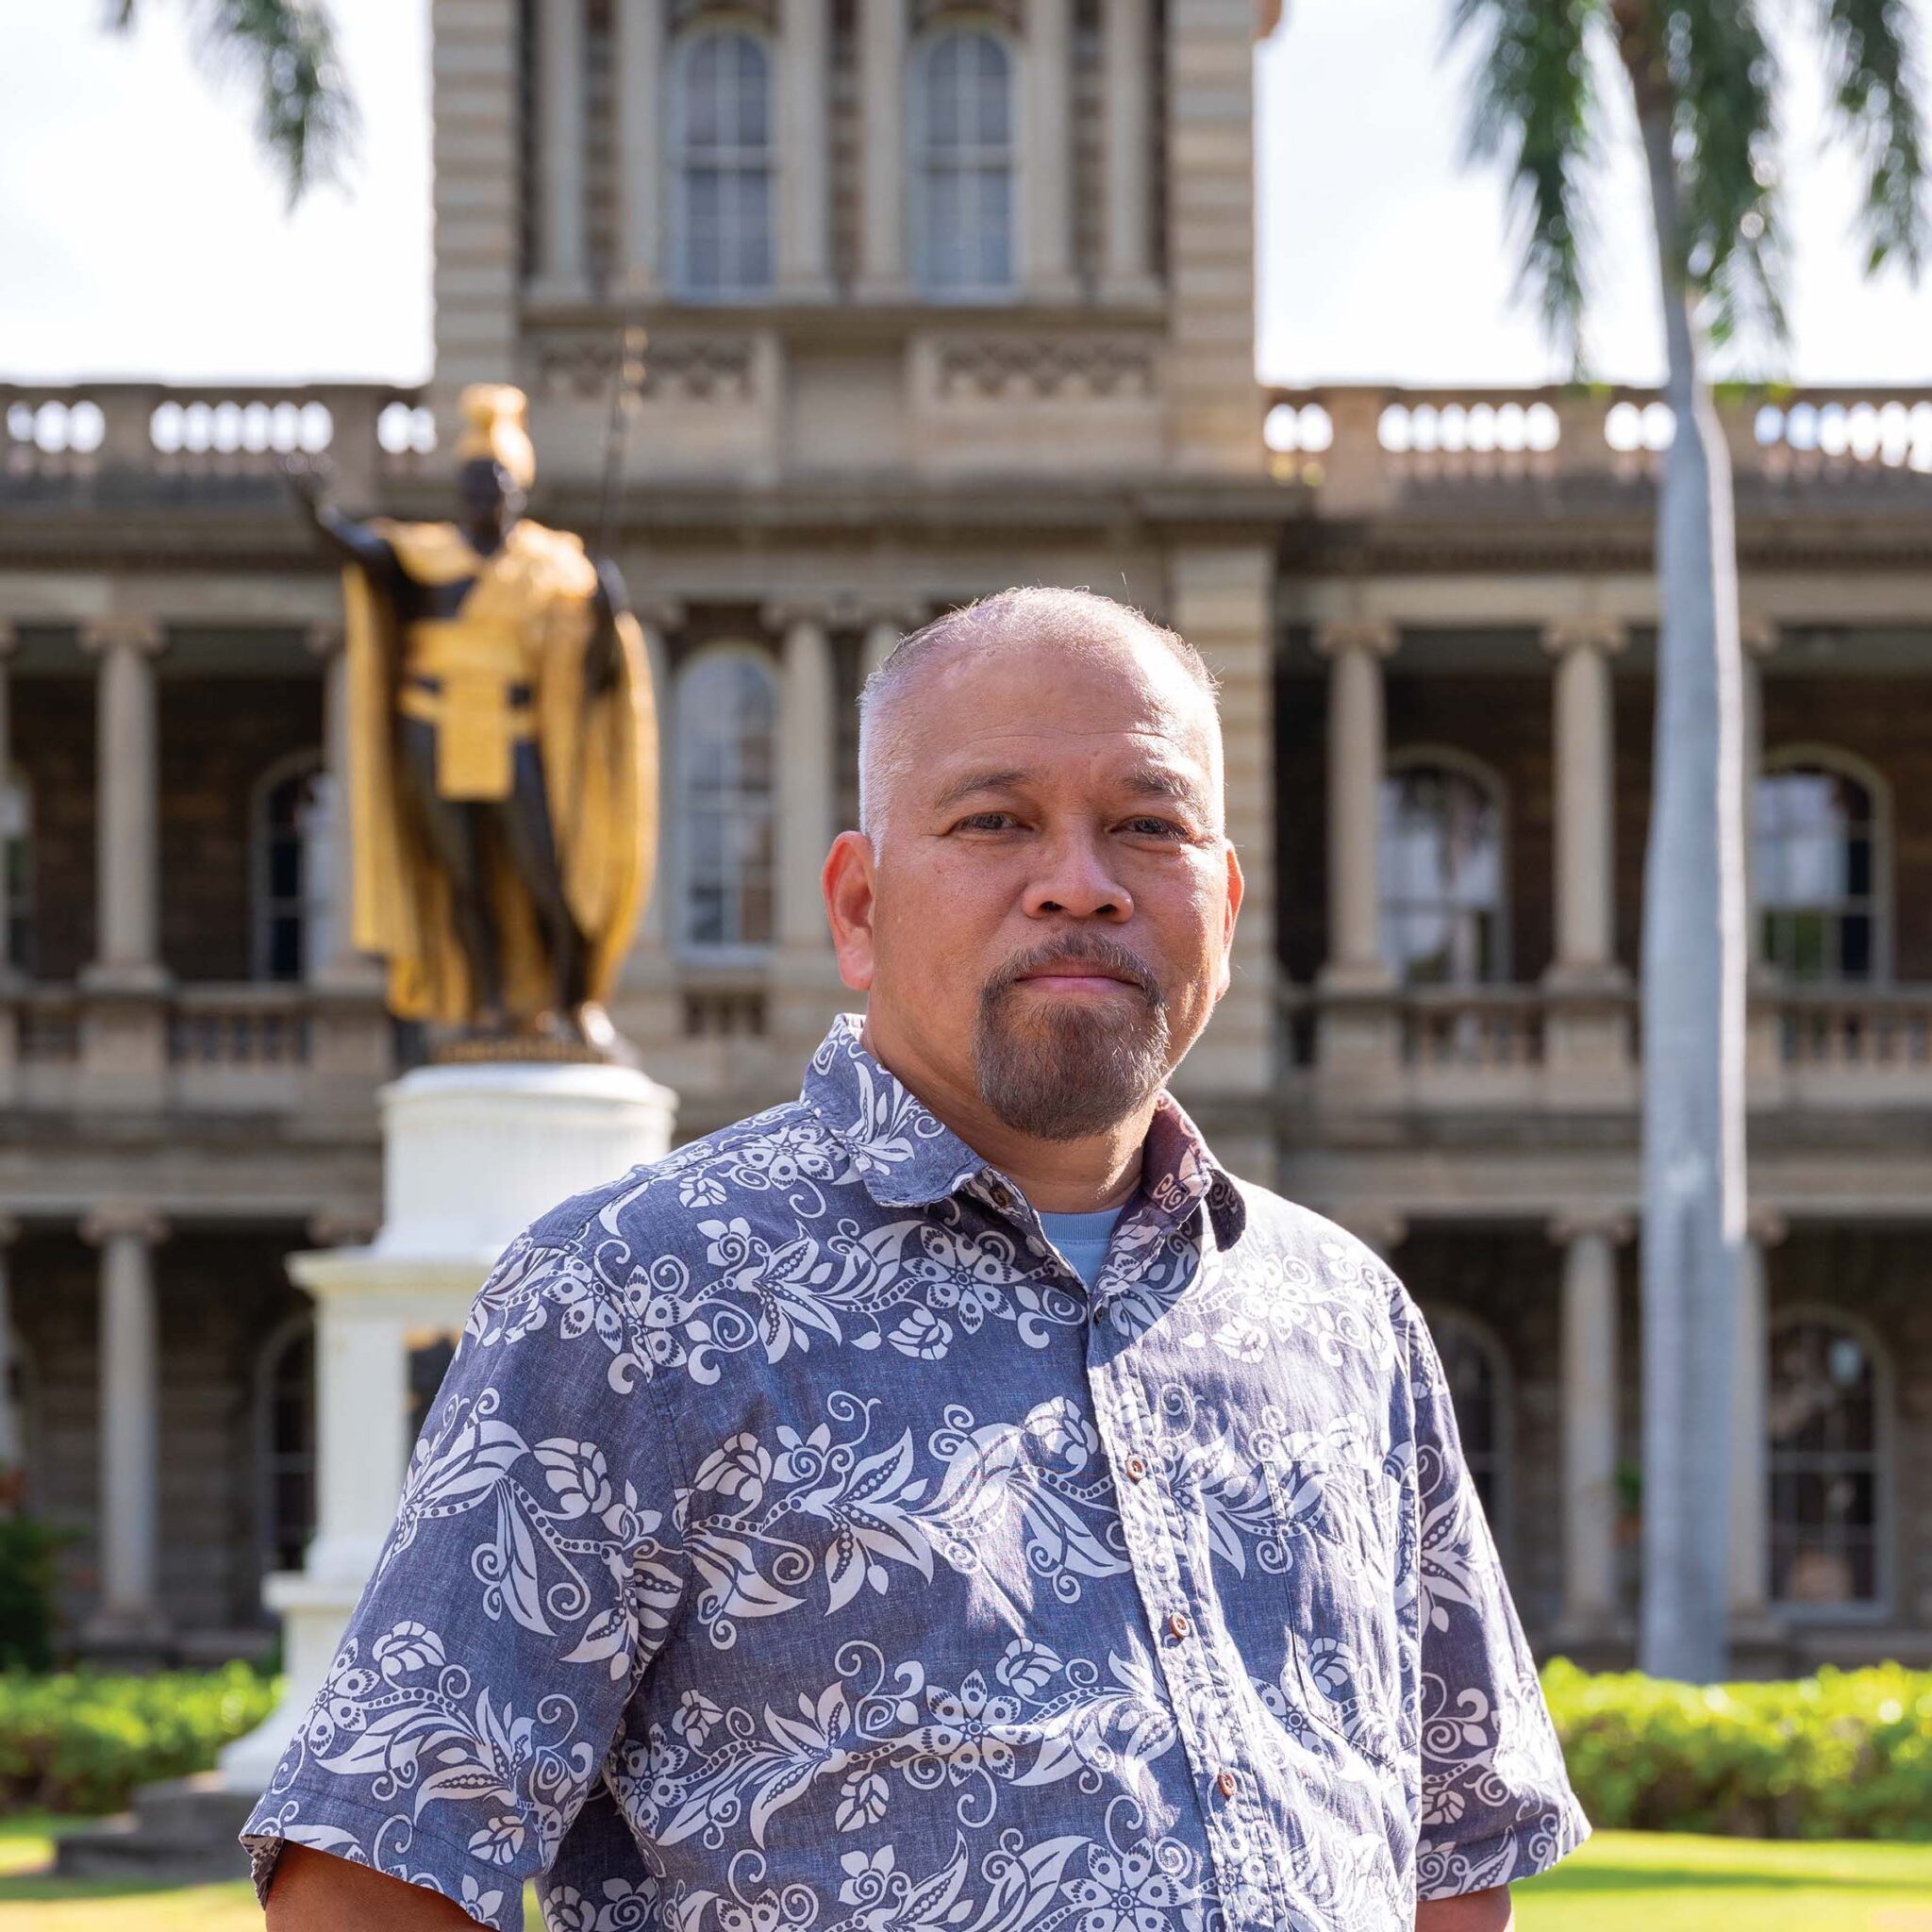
(801, 1013, 1245, 1244)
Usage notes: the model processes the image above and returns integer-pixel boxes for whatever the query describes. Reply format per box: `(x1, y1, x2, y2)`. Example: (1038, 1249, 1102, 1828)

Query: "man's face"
(456, 458, 522, 549)
(844, 628, 1241, 1142)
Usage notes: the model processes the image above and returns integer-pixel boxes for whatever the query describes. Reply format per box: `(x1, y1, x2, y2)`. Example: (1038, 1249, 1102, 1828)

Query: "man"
(247, 589, 1587, 1931)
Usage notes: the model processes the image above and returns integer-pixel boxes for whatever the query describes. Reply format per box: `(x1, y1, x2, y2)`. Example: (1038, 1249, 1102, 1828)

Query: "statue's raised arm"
(284, 461, 404, 586)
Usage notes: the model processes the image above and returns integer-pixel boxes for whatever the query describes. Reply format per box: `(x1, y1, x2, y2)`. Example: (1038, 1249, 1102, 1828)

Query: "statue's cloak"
(343, 518, 656, 1026)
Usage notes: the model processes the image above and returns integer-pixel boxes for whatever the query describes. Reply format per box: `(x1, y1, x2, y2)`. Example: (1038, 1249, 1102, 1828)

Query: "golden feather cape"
(343, 518, 656, 1027)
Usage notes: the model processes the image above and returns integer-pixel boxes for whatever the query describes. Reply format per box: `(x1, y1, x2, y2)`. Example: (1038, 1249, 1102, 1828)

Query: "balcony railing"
(1287, 979, 1932, 1111)
(0, 383, 436, 501)
(0, 982, 391, 1114)
(1264, 383, 1932, 509)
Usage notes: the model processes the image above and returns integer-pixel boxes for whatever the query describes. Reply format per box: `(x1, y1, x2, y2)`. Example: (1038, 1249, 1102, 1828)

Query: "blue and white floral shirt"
(243, 1014, 1587, 1931)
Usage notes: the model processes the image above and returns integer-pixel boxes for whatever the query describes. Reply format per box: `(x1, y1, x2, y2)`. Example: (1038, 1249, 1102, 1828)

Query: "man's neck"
(858, 1015, 1152, 1215)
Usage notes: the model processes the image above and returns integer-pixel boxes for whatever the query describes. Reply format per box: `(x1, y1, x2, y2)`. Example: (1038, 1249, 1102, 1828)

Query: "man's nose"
(1023, 831, 1133, 922)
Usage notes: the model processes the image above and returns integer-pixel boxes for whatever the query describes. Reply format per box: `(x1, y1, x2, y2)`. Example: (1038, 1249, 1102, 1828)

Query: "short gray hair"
(857, 586, 1220, 841)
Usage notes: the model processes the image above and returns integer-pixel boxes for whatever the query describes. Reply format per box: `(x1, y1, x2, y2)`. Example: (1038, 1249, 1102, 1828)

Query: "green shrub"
(0, 1664, 277, 1815)
(1543, 1657, 1932, 1841)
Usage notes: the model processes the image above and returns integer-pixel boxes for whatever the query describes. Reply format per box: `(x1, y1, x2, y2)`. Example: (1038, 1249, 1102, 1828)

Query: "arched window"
(913, 25, 1017, 296)
(251, 750, 333, 982)
(1756, 753, 1888, 983)
(1, 765, 33, 974)
(1423, 1307, 1512, 1547)
(675, 648, 778, 958)
(1769, 1314, 1885, 1607)
(671, 26, 775, 297)
(1379, 755, 1507, 986)
(256, 1316, 316, 1576)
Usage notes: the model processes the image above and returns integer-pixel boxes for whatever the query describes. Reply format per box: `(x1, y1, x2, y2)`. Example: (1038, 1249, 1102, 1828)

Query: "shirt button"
(1215, 1769, 1238, 1800)
(1167, 1611, 1190, 1641)
(987, 1183, 1013, 1210)
(1124, 1454, 1148, 1483)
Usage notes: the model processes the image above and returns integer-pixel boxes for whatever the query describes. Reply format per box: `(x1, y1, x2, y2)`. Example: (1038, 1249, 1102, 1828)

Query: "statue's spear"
(562, 321, 649, 950)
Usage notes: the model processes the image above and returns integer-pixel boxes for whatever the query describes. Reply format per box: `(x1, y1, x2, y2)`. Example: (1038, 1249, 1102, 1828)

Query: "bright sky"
(2, 0, 1927, 388)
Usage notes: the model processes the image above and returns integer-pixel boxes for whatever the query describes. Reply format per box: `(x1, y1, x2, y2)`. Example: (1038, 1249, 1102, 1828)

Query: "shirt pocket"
(1261, 1454, 1412, 1774)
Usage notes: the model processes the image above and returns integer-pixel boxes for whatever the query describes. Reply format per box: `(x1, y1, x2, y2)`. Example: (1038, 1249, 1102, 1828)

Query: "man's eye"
(1123, 817, 1184, 839)
(956, 812, 1020, 832)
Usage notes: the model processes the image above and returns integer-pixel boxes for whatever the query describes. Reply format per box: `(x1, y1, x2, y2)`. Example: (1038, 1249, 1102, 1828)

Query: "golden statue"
(291, 385, 655, 1058)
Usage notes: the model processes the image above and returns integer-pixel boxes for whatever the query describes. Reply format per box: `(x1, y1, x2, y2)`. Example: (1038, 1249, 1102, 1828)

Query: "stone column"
(1553, 1211, 1630, 1645)
(1314, 621, 1397, 990)
(778, 0, 833, 298)
(1100, 0, 1157, 301)
(770, 606, 837, 951)
(1730, 1208, 1784, 1628)
(305, 626, 391, 1100)
(618, 601, 684, 1048)
(1542, 620, 1633, 1092)
(1543, 620, 1626, 979)
(858, 0, 908, 297)
(532, 0, 589, 300)
(766, 606, 841, 1046)
(306, 625, 374, 991)
(1022, 0, 1076, 299)
(0, 1217, 21, 1487)
(79, 618, 167, 991)
(1312, 622, 1399, 1091)
(1741, 620, 1783, 1084)
(615, 0, 667, 297)
(82, 1206, 168, 1646)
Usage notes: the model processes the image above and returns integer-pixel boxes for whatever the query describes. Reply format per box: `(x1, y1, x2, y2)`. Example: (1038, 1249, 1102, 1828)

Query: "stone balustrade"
(0, 383, 436, 498)
(1283, 979, 1932, 1113)
(1265, 383, 1932, 505)
(0, 982, 391, 1114)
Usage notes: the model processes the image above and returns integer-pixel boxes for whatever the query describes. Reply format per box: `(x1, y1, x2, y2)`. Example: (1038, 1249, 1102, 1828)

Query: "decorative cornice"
(760, 598, 835, 637)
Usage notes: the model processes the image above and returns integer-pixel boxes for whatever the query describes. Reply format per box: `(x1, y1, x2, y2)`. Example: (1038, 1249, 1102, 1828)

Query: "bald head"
(858, 587, 1222, 843)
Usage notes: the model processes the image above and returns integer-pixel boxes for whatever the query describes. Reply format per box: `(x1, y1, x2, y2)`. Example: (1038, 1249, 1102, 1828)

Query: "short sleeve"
(1399, 1291, 1591, 1900)
(241, 1232, 688, 1931)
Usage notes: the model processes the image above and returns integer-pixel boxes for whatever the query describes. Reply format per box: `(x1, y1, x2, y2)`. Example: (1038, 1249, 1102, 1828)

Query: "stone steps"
(52, 1773, 255, 1883)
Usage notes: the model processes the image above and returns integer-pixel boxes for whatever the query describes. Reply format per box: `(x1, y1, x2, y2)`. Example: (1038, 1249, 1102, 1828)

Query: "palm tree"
(107, 0, 356, 206)
(1450, 0, 1924, 1680)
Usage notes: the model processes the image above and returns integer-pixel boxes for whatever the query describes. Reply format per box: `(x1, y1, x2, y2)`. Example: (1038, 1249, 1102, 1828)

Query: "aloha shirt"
(242, 1013, 1588, 1931)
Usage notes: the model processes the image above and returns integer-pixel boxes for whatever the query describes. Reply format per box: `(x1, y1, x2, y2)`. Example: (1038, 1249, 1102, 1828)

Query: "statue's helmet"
(454, 383, 537, 491)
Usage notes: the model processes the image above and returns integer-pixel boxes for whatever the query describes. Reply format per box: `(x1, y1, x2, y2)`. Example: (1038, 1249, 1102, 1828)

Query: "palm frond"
(1666, 0, 1788, 344)
(1816, 0, 1927, 275)
(108, 0, 356, 206)
(1449, 0, 1608, 371)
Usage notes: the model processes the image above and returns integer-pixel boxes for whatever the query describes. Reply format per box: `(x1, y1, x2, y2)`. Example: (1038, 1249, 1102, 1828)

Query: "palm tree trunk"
(1622, 33, 1749, 1683)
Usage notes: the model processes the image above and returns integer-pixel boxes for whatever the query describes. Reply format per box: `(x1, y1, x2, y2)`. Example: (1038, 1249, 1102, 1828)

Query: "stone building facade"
(0, 0, 1926, 1671)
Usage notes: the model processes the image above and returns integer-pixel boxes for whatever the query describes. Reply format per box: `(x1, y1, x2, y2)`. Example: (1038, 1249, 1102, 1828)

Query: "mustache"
(981, 932, 1165, 1008)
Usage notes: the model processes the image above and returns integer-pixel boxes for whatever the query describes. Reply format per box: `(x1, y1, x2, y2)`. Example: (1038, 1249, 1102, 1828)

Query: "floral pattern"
(243, 1015, 1586, 1931)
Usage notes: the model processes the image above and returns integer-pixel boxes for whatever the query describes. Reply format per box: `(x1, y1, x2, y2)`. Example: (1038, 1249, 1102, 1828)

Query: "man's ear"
(824, 830, 878, 992)
(1217, 841, 1244, 999)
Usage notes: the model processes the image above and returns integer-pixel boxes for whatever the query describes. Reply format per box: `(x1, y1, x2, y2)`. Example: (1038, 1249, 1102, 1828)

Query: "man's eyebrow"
(929, 768, 1033, 813)
(1122, 765, 1213, 809)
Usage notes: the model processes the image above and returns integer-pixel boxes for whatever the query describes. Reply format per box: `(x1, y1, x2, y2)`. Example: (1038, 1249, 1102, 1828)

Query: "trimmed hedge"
(0, 1665, 275, 1815)
(1543, 1657, 1932, 1840)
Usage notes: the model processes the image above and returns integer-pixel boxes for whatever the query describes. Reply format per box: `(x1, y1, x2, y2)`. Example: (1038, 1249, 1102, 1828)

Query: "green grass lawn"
(0, 1824, 1924, 1929)
(1518, 1831, 1932, 1931)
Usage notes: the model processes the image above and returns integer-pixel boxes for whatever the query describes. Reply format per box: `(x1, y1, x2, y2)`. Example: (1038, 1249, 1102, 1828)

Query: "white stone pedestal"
(219, 1062, 675, 1793)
